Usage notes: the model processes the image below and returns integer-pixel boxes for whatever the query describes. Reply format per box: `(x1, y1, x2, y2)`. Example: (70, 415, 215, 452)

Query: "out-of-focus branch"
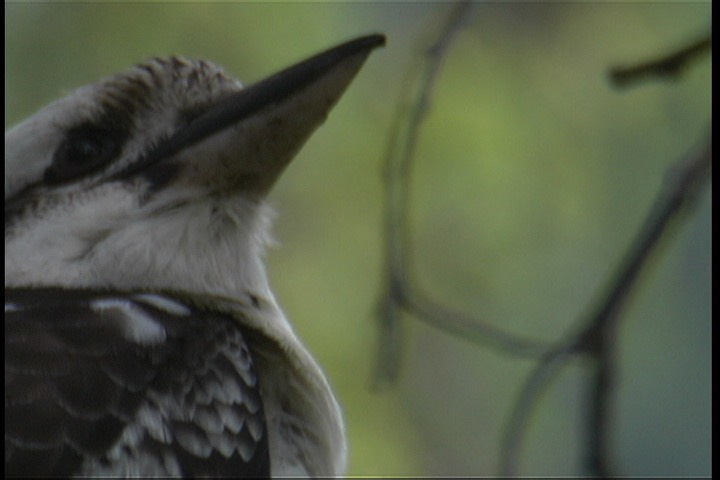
(499, 341, 576, 476)
(500, 134, 711, 476)
(374, 4, 710, 476)
(609, 34, 711, 87)
(578, 133, 711, 477)
(406, 291, 550, 357)
(373, 1, 549, 390)
(500, 37, 712, 478)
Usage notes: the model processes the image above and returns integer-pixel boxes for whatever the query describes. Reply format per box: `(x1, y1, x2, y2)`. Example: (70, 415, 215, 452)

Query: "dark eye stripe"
(43, 122, 128, 185)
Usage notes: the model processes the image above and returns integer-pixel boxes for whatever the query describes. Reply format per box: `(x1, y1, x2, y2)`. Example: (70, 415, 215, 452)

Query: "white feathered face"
(6, 58, 242, 202)
(6, 58, 247, 292)
(5, 36, 384, 293)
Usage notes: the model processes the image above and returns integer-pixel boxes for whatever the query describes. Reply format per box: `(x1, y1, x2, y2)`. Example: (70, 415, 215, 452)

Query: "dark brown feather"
(5, 287, 270, 478)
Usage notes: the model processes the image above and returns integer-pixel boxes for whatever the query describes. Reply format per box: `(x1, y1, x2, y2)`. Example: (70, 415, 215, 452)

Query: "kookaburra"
(5, 34, 385, 477)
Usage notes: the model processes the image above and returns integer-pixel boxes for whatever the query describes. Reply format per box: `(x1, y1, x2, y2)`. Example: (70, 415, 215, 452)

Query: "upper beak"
(120, 34, 386, 195)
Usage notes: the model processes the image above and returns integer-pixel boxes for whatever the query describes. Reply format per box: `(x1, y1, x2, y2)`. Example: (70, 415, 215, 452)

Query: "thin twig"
(500, 133, 711, 476)
(576, 133, 711, 476)
(374, 5, 710, 475)
(374, 0, 477, 388)
(586, 332, 614, 478)
(609, 34, 711, 87)
(406, 291, 549, 357)
(499, 343, 577, 476)
(374, 0, 551, 388)
(578, 137, 711, 339)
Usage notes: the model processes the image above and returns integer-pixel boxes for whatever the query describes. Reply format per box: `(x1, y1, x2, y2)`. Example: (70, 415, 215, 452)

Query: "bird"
(5, 34, 385, 477)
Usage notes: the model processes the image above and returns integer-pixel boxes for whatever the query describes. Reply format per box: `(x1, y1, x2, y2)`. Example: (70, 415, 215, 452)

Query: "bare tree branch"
(374, 0, 475, 388)
(405, 291, 550, 357)
(499, 342, 576, 476)
(373, 4, 710, 476)
(373, 0, 551, 390)
(501, 135, 711, 476)
(577, 133, 711, 476)
(609, 34, 711, 87)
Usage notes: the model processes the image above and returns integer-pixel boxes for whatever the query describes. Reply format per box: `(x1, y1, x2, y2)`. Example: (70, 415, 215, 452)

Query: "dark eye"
(44, 124, 124, 185)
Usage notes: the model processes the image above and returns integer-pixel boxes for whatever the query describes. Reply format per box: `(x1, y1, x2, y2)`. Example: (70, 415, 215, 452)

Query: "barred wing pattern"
(5, 287, 270, 477)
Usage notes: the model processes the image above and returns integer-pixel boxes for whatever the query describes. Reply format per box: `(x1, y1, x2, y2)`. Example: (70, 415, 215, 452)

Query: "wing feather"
(5, 287, 270, 478)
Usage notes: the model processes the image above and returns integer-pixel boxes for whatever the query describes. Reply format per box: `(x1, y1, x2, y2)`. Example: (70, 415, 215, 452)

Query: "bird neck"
(5, 191, 278, 306)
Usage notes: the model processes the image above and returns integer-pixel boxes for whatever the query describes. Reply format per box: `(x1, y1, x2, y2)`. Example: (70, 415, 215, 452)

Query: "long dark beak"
(118, 34, 386, 192)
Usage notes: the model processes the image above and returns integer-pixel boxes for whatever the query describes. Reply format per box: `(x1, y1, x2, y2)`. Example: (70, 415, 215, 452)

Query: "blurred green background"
(5, 2, 710, 476)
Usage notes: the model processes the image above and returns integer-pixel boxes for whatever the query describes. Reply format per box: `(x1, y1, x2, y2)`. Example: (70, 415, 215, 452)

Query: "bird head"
(5, 35, 385, 297)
